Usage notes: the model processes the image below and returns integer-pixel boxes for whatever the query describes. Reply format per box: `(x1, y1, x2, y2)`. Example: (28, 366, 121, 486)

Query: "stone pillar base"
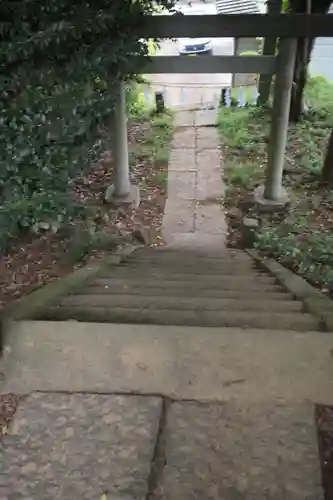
(105, 184, 140, 209)
(253, 185, 289, 213)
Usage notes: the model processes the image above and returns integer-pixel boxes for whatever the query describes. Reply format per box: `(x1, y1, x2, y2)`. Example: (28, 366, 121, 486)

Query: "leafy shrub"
(0, 0, 175, 250)
(0, 192, 86, 250)
(256, 222, 333, 290)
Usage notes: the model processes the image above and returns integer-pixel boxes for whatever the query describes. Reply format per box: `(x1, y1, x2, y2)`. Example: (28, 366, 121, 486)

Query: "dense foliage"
(219, 76, 333, 294)
(0, 0, 174, 250)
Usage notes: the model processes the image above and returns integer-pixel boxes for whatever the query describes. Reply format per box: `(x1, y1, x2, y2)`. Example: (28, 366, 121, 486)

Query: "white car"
(176, 5, 215, 55)
(178, 37, 212, 55)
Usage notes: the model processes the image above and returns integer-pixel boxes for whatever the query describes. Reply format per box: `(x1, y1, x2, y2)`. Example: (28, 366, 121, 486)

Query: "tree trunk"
(288, 0, 332, 123)
(322, 128, 333, 185)
(257, 0, 282, 106)
(289, 37, 313, 122)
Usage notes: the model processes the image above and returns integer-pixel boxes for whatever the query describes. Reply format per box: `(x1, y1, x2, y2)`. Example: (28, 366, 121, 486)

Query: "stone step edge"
(0, 245, 139, 352)
(93, 278, 284, 292)
(60, 295, 305, 312)
(73, 287, 294, 299)
(121, 259, 260, 267)
(97, 272, 276, 283)
(129, 253, 253, 262)
(247, 250, 333, 333)
(40, 306, 321, 332)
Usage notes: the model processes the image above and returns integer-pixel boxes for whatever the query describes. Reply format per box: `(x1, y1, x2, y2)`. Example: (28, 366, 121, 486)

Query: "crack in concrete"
(30, 389, 249, 404)
(146, 397, 171, 500)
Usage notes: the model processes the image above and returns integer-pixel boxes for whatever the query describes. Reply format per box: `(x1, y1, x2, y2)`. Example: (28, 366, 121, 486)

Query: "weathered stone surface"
(0, 393, 161, 500)
(174, 110, 195, 128)
(196, 149, 221, 170)
(168, 149, 196, 172)
(159, 232, 227, 253)
(163, 109, 226, 251)
(3, 322, 333, 403)
(171, 128, 196, 149)
(196, 127, 220, 151)
(154, 401, 323, 500)
(254, 185, 290, 213)
(105, 184, 140, 209)
(196, 156, 223, 202)
(162, 200, 195, 237)
(194, 204, 227, 235)
(167, 171, 196, 200)
(195, 109, 217, 127)
(241, 217, 260, 248)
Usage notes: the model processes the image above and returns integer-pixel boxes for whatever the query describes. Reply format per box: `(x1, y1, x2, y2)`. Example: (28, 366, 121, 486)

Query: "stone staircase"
(1, 247, 332, 500)
(37, 247, 322, 332)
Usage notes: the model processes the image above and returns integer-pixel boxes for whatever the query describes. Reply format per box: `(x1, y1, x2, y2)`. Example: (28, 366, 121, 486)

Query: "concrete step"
(133, 248, 250, 258)
(92, 277, 284, 292)
(75, 285, 294, 300)
(41, 306, 320, 331)
(3, 321, 331, 398)
(99, 270, 276, 284)
(120, 261, 259, 274)
(61, 294, 304, 312)
(2, 321, 329, 499)
(128, 250, 254, 264)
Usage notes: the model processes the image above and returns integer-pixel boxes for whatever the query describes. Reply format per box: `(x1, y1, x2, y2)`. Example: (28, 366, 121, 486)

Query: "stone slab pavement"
(3, 321, 333, 402)
(0, 395, 325, 500)
(1, 321, 332, 499)
(0, 396, 327, 500)
(153, 401, 323, 500)
(162, 108, 227, 253)
(0, 393, 161, 500)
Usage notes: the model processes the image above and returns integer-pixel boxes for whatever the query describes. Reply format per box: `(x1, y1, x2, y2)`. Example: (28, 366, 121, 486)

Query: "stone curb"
(246, 249, 333, 332)
(0, 243, 140, 351)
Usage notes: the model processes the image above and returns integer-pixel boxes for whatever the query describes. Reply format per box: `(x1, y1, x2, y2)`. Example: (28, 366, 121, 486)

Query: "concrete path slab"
(194, 203, 226, 234)
(174, 110, 195, 127)
(163, 232, 226, 253)
(162, 200, 195, 233)
(195, 108, 218, 126)
(0, 392, 161, 499)
(172, 129, 196, 149)
(167, 171, 196, 200)
(2, 321, 333, 403)
(162, 109, 227, 250)
(154, 401, 323, 499)
(168, 149, 196, 171)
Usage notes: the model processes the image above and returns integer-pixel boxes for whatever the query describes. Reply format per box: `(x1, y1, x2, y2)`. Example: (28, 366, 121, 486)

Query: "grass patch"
(228, 161, 262, 188)
(218, 76, 333, 294)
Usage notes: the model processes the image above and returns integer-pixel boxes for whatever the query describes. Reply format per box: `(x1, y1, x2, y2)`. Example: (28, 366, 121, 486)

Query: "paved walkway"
(2, 321, 332, 499)
(162, 108, 227, 252)
(1, 112, 332, 499)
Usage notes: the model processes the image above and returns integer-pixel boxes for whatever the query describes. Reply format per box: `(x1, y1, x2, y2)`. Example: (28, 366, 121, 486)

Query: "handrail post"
(255, 37, 297, 208)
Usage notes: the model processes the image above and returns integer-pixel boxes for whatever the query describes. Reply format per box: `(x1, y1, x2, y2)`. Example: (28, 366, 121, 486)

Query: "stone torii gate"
(106, 12, 333, 211)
